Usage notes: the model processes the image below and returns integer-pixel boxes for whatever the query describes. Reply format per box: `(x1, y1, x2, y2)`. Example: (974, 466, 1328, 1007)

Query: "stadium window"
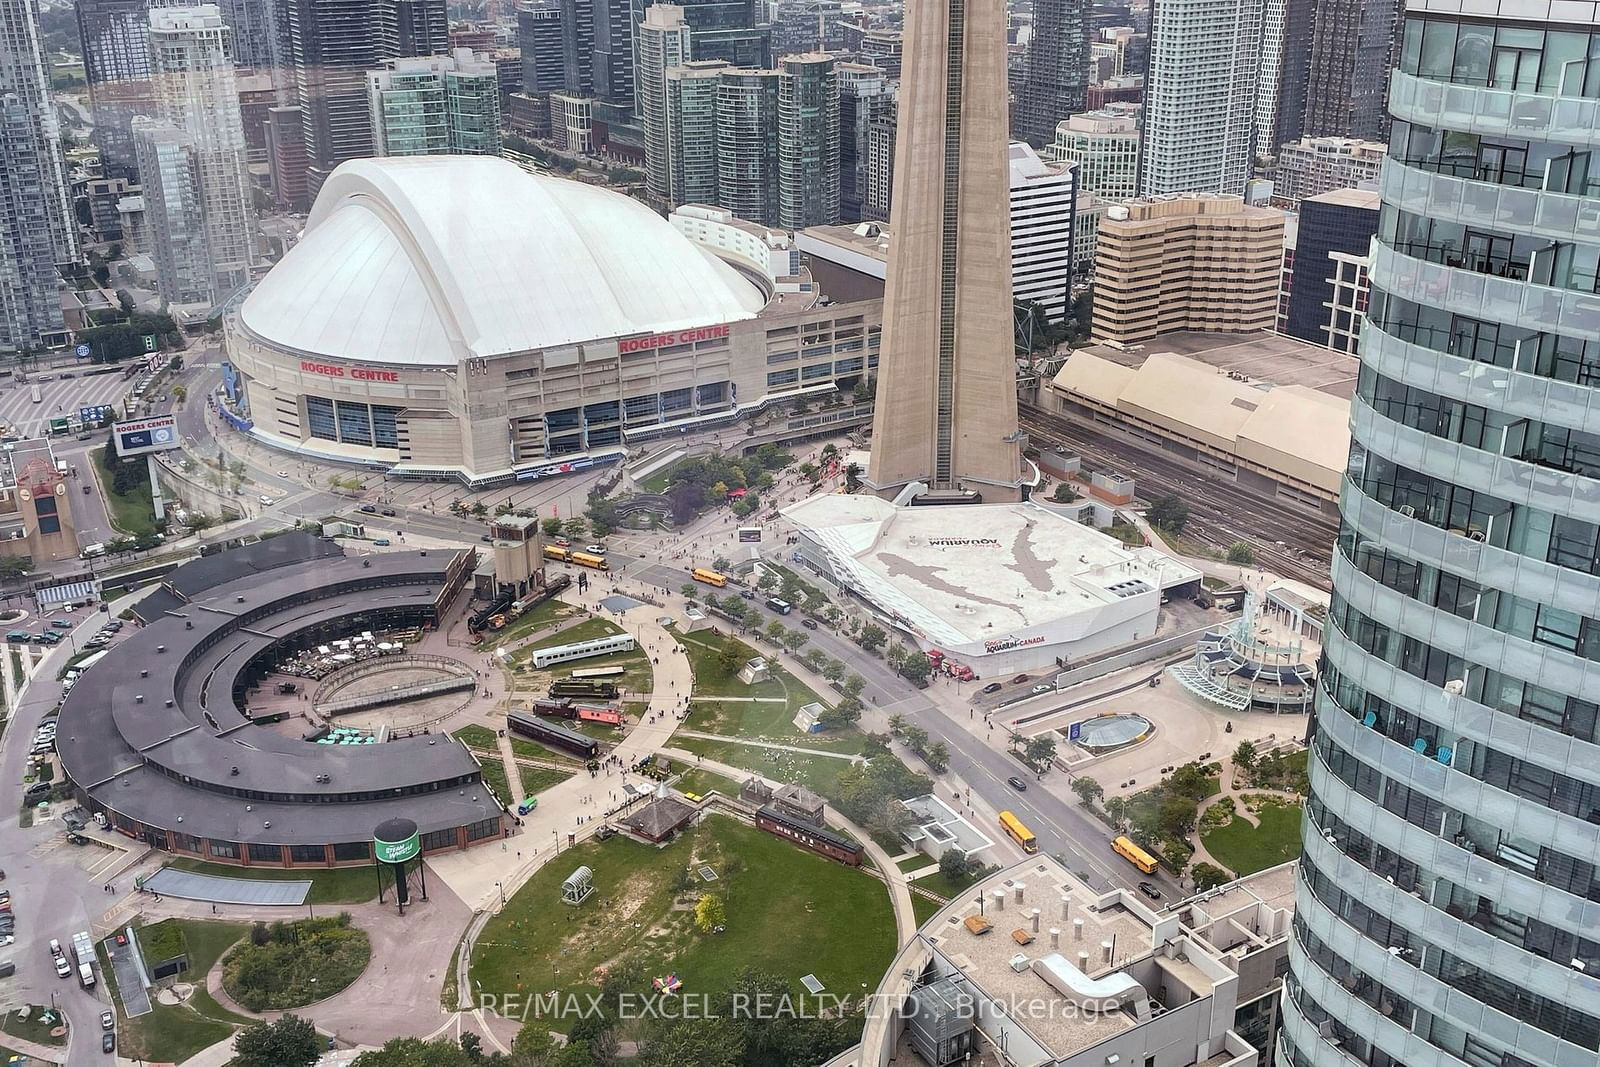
(305, 396, 337, 441)
(336, 401, 373, 446)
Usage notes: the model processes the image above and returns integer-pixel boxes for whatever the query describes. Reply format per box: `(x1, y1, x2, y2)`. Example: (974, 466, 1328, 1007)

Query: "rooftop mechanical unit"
(907, 975, 976, 1066)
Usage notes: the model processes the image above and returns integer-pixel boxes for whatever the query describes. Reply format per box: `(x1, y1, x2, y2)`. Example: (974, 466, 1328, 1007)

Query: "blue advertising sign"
(1068, 721, 1082, 742)
(74, 344, 91, 359)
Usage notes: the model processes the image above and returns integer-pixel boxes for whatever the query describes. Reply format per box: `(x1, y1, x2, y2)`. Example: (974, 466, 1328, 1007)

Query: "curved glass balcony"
(1382, 156, 1600, 261)
(1389, 67, 1600, 149)
(1351, 392, 1600, 524)
(1371, 240, 1600, 342)
(1362, 319, 1600, 439)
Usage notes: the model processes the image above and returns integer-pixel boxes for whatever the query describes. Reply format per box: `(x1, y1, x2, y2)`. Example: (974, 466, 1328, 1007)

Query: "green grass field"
(1200, 798, 1304, 876)
(163, 858, 375, 904)
(477, 752, 512, 803)
(519, 764, 572, 793)
(669, 766, 742, 799)
(678, 630, 864, 751)
(0, 1004, 68, 1046)
(670, 735, 856, 801)
(485, 598, 578, 648)
(469, 815, 894, 1031)
(911, 894, 944, 926)
(514, 617, 654, 696)
(114, 920, 253, 1063)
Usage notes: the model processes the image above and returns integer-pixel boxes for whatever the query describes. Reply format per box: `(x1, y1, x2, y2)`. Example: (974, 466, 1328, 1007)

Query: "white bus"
(29, 384, 41, 404)
(531, 632, 636, 669)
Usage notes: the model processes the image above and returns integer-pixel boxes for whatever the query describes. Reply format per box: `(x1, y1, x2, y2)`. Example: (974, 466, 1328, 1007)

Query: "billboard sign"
(738, 526, 762, 543)
(74, 344, 91, 359)
(112, 414, 179, 457)
(79, 405, 114, 427)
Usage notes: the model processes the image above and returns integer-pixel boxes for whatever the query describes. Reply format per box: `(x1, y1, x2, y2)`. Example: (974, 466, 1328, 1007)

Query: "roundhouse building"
(55, 546, 505, 867)
(223, 155, 885, 485)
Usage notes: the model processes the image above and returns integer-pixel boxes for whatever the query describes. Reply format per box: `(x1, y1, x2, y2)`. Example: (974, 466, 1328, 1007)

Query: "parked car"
(54, 957, 71, 979)
(1011, 674, 1030, 684)
(554, 537, 571, 547)
(479, 534, 492, 542)
(100, 1010, 114, 1031)
(596, 825, 617, 841)
(1137, 881, 1162, 901)
(358, 505, 377, 514)
(380, 508, 396, 517)
(1007, 776, 1028, 791)
(980, 681, 1002, 694)
(801, 618, 818, 630)
(105, 621, 123, 633)
(102, 1030, 115, 1053)
(49, 620, 71, 629)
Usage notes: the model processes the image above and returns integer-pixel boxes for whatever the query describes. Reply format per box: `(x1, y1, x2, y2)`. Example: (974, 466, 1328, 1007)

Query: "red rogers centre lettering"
(300, 360, 400, 383)
(617, 324, 730, 355)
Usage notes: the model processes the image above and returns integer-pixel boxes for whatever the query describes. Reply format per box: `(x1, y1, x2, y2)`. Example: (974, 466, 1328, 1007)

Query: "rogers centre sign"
(618, 323, 730, 355)
(300, 359, 400, 383)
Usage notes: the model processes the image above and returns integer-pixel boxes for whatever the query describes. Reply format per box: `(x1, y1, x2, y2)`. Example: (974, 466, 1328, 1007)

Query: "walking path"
(672, 729, 865, 760)
(657, 747, 917, 944)
(0, 1032, 65, 1064)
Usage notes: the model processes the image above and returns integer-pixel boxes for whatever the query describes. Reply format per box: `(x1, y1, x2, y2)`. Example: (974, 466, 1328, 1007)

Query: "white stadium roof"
(238, 156, 766, 365)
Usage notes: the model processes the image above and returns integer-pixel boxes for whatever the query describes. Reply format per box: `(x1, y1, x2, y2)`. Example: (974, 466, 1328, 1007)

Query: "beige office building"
(865, 0, 1021, 502)
(1092, 194, 1284, 344)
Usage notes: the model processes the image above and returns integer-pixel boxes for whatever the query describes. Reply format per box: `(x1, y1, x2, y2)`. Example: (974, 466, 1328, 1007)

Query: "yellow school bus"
(691, 567, 728, 587)
(570, 552, 609, 571)
(998, 811, 1038, 853)
(1113, 835, 1159, 874)
(542, 544, 570, 562)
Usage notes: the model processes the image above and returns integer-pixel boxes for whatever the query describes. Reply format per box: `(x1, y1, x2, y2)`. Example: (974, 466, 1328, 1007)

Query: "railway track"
(1018, 404, 1337, 591)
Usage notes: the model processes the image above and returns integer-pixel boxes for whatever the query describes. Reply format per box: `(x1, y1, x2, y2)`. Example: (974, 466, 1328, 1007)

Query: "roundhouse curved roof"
(238, 155, 766, 366)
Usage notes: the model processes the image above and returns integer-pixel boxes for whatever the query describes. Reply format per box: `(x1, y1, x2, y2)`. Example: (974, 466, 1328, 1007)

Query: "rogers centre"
(223, 156, 884, 485)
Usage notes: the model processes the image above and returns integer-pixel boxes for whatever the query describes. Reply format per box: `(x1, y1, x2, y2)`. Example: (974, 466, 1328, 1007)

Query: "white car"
(275, 470, 289, 478)
(54, 957, 71, 979)
(584, 543, 608, 554)
(258, 495, 273, 507)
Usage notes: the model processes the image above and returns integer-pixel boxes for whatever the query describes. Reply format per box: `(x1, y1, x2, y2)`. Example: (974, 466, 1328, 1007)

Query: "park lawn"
(896, 854, 931, 873)
(680, 631, 864, 750)
(0, 1005, 68, 1046)
(670, 766, 742, 799)
(476, 752, 513, 803)
(678, 630, 787, 700)
(461, 719, 587, 766)
(486, 598, 579, 648)
(911, 864, 988, 901)
(519, 764, 572, 793)
(911, 894, 944, 926)
(470, 815, 895, 1032)
(669, 735, 856, 801)
(453, 724, 498, 750)
(114, 920, 254, 1064)
(1201, 798, 1305, 876)
(163, 858, 375, 905)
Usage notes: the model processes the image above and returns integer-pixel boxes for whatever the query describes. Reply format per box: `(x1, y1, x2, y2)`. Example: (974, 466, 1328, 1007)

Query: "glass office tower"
(1282, 3, 1600, 1067)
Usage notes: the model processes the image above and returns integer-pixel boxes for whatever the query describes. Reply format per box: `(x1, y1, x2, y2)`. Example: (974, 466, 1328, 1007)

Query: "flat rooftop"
(784, 495, 1199, 649)
(919, 859, 1217, 1063)
(1079, 330, 1359, 399)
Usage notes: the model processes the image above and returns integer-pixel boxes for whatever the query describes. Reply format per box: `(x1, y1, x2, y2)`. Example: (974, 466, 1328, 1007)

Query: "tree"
(764, 620, 787, 643)
(1227, 542, 1253, 564)
(170, 384, 187, 404)
(820, 694, 862, 729)
(780, 629, 809, 654)
(844, 463, 863, 491)
(514, 1023, 560, 1062)
(681, 583, 699, 599)
(757, 570, 778, 592)
(887, 712, 906, 735)
(233, 1014, 321, 1067)
(1024, 736, 1057, 774)
(642, 1018, 745, 1067)
(1103, 796, 1130, 830)
(820, 656, 846, 682)
(1148, 494, 1189, 533)
(1190, 862, 1233, 892)
(925, 740, 950, 773)
(716, 642, 745, 677)
(1071, 776, 1104, 807)
(1232, 740, 1259, 780)
(1158, 792, 1198, 837)
(694, 892, 726, 933)
(901, 724, 929, 753)
(541, 517, 564, 537)
(939, 848, 972, 884)
(0, 555, 32, 578)
(897, 653, 931, 688)
(840, 674, 866, 699)
(856, 623, 887, 654)
(1052, 482, 1080, 503)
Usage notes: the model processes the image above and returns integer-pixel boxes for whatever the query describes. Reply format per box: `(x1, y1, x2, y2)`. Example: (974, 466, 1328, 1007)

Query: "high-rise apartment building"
(1283, 7, 1600, 1064)
(1044, 103, 1139, 202)
(1009, 143, 1076, 320)
(836, 62, 893, 222)
(773, 0, 843, 55)
(1138, 0, 1262, 197)
(1254, 0, 1287, 162)
(285, 0, 448, 197)
(628, 0, 766, 108)
(133, 121, 215, 304)
(1269, 0, 1315, 153)
(714, 68, 780, 225)
(854, 26, 901, 77)
(776, 53, 838, 229)
(216, 0, 277, 70)
(863, 109, 894, 221)
(1302, 0, 1398, 141)
(638, 4, 692, 200)
(1273, 135, 1385, 205)
(76, 0, 156, 179)
(139, 5, 257, 306)
(0, 0, 75, 354)
(1013, 0, 1088, 146)
(1091, 194, 1283, 343)
(265, 104, 308, 209)
(664, 60, 725, 205)
(367, 50, 500, 156)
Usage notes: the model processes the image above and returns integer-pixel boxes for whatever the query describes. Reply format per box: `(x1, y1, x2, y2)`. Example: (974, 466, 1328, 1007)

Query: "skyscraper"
(1137, 0, 1262, 197)
(140, 4, 256, 305)
(1008, 142, 1076, 322)
(863, 109, 894, 221)
(133, 121, 216, 304)
(1302, 0, 1399, 141)
(215, 0, 277, 70)
(517, 1, 565, 92)
(776, 53, 839, 229)
(75, 0, 156, 179)
(836, 62, 893, 222)
(1013, 0, 1088, 146)
(1044, 104, 1139, 202)
(0, 0, 75, 354)
(865, 0, 1021, 501)
(638, 4, 693, 200)
(715, 69, 780, 225)
(665, 60, 726, 205)
(286, 0, 448, 197)
(1283, 5, 1600, 1067)
(367, 50, 500, 156)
